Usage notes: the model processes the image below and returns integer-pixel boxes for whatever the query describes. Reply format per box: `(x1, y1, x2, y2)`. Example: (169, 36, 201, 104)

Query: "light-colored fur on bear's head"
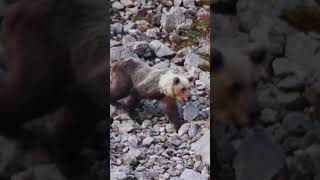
(159, 71, 193, 101)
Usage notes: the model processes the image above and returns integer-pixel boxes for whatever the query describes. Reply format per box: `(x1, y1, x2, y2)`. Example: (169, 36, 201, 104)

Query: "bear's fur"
(110, 59, 193, 129)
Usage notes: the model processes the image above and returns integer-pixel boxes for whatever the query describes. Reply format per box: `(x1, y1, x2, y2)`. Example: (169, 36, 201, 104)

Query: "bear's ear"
(243, 46, 267, 65)
(173, 77, 180, 85)
(187, 75, 194, 82)
(212, 48, 223, 72)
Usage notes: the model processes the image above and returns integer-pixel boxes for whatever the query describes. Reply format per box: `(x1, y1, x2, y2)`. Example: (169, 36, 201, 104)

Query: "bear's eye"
(181, 87, 186, 92)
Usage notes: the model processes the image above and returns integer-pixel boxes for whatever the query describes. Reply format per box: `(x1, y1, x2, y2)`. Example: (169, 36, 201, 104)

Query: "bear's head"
(159, 71, 194, 102)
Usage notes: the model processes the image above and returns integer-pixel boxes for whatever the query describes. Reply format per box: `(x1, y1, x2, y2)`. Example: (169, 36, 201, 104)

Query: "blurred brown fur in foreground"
(0, 0, 107, 178)
(212, 46, 270, 128)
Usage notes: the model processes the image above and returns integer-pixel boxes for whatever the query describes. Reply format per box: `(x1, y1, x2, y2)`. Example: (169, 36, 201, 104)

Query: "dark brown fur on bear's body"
(0, 0, 107, 177)
(110, 59, 185, 129)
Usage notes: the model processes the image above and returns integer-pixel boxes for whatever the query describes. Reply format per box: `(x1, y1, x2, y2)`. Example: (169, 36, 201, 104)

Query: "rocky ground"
(213, 0, 320, 180)
(110, 0, 210, 179)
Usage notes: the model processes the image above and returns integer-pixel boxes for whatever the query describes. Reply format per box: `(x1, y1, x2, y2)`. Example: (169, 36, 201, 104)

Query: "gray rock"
(276, 91, 301, 107)
(119, 121, 135, 133)
(180, 169, 204, 180)
(110, 46, 139, 61)
(112, 2, 125, 10)
(201, 166, 210, 180)
(249, 16, 285, 56)
(303, 128, 320, 148)
(234, 130, 285, 180)
(178, 123, 190, 136)
(273, 126, 288, 143)
(282, 112, 311, 134)
(110, 171, 127, 180)
(283, 136, 302, 153)
(128, 135, 139, 148)
(286, 32, 320, 70)
(191, 130, 210, 165)
(169, 135, 183, 146)
(110, 40, 122, 47)
(141, 120, 152, 129)
(146, 28, 160, 38)
(306, 144, 320, 173)
(199, 72, 210, 89)
(133, 41, 150, 57)
(123, 148, 142, 164)
(111, 23, 123, 34)
(152, 61, 170, 69)
(160, 6, 186, 33)
(162, 0, 174, 7)
(123, 21, 136, 33)
(188, 123, 198, 138)
(277, 75, 305, 91)
(120, 0, 134, 7)
(170, 177, 183, 180)
(149, 40, 176, 57)
(183, 103, 199, 121)
(183, 0, 195, 8)
(259, 108, 278, 124)
(184, 53, 208, 69)
(143, 136, 154, 146)
(174, 0, 182, 6)
(272, 58, 306, 78)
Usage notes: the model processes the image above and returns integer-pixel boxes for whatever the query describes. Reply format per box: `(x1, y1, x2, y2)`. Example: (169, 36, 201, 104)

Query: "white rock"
(143, 136, 154, 146)
(191, 130, 210, 165)
(180, 169, 204, 180)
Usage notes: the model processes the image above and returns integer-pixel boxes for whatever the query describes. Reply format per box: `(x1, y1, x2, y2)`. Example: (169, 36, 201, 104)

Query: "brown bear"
(212, 45, 270, 127)
(110, 58, 193, 129)
(0, 0, 107, 177)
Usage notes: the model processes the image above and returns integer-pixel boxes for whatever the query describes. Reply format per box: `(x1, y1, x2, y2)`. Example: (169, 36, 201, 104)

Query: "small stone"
(111, 171, 127, 180)
(143, 136, 154, 146)
(201, 166, 210, 180)
(184, 53, 208, 70)
(111, 23, 123, 34)
(259, 108, 278, 124)
(128, 135, 138, 148)
(191, 131, 210, 165)
(146, 28, 160, 38)
(178, 123, 190, 136)
(277, 75, 305, 91)
(141, 120, 152, 129)
(120, 0, 134, 7)
(169, 135, 183, 146)
(119, 121, 134, 133)
(188, 124, 198, 138)
(305, 144, 320, 173)
(149, 40, 176, 57)
(162, 0, 173, 7)
(174, 0, 182, 6)
(112, 120, 121, 131)
(282, 112, 311, 134)
(161, 6, 186, 33)
(112, 2, 125, 10)
(183, 0, 195, 8)
(183, 103, 199, 121)
(180, 169, 203, 180)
